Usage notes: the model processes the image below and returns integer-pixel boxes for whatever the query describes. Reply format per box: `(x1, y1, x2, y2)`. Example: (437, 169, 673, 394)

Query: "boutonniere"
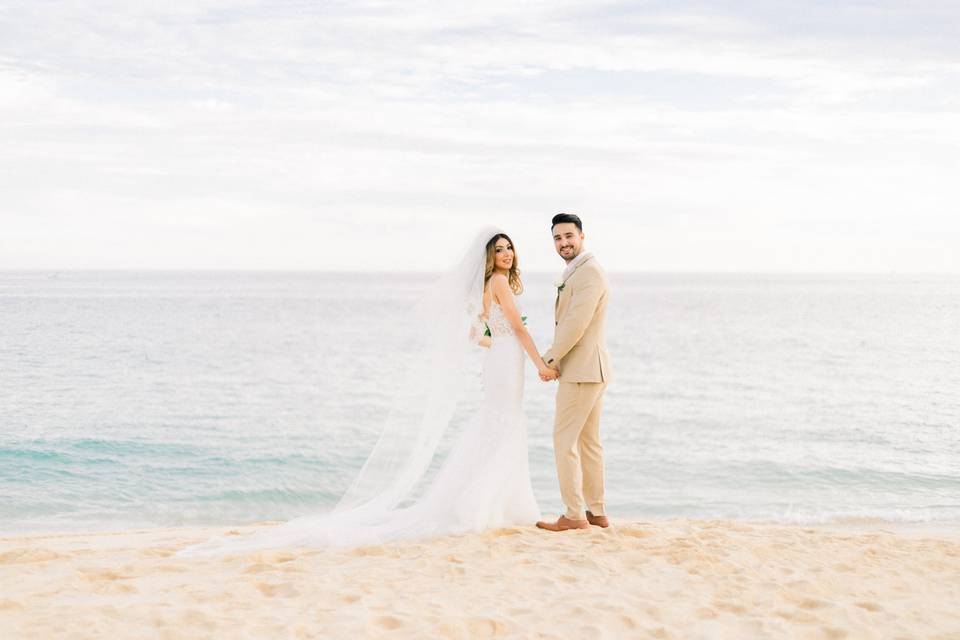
(554, 279, 565, 292)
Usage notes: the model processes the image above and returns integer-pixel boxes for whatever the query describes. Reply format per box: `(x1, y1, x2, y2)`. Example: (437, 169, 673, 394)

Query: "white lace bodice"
(485, 302, 517, 337)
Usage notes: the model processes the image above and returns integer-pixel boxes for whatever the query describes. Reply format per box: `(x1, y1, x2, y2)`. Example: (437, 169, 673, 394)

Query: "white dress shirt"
(561, 251, 593, 283)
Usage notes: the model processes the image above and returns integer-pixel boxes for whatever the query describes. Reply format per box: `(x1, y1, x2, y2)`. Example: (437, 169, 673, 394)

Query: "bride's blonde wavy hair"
(484, 233, 523, 295)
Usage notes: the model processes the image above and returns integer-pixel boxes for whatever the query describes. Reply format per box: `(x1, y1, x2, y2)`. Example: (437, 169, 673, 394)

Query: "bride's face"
(494, 238, 515, 272)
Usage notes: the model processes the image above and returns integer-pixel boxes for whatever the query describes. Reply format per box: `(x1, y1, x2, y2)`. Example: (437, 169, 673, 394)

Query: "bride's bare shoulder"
(489, 274, 515, 306)
(490, 273, 511, 294)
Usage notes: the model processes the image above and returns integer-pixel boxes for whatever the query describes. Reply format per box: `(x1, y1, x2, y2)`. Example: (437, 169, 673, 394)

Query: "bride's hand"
(470, 314, 491, 347)
(538, 366, 558, 381)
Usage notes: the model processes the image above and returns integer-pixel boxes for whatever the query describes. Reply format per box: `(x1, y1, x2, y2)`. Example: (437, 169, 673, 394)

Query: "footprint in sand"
(798, 598, 830, 610)
(713, 600, 747, 615)
(97, 605, 123, 618)
(78, 566, 140, 595)
(182, 609, 216, 631)
(267, 552, 297, 563)
(159, 564, 189, 573)
(616, 614, 639, 629)
(243, 562, 273, 574)
(0, 548, 65, 564)
(775, 609, 819, 624)
(350, 545, 387, 557)
(373, 615, 405, 630)
(94, 582, 139, 595)
(0, 599, 25, 611)
(256, 582, 300, 598)
(78, 568, 133, 581)
(492, 527, 524, 537)
(465, 617, 510, 635)
(854, 601, 883, 612)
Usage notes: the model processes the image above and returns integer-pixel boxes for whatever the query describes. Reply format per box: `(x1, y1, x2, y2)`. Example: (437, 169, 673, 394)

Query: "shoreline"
(4, 515, 959, 543)
(3, 518, 960, 638)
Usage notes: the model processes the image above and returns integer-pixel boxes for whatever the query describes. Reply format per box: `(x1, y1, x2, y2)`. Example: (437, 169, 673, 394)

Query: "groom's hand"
(539, 367, 559, 382)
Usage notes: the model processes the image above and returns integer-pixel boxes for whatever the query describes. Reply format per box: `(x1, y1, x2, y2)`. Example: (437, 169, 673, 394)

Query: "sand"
(2, 519, 959, 639)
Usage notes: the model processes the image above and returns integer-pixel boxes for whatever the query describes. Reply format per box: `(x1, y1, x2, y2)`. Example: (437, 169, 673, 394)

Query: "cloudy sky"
(2, 1, 958, 272)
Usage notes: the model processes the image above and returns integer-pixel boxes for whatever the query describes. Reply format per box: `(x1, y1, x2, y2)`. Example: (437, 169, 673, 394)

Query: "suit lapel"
(554, 255, 594, 321)
(563, 255, 594, 285)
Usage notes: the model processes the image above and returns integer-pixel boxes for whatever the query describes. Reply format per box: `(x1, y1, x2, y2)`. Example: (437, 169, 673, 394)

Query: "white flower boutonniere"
(554, 279, 566, 292)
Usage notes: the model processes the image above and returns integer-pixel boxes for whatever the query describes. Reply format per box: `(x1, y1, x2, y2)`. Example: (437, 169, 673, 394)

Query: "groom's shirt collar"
(561, 251, 593, 281)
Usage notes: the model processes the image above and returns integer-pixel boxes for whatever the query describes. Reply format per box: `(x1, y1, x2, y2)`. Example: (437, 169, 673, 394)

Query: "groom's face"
(552, 223, 584, 262)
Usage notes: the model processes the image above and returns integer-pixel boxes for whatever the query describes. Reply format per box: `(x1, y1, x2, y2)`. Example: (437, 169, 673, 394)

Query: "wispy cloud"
(1, 1, 958, 271)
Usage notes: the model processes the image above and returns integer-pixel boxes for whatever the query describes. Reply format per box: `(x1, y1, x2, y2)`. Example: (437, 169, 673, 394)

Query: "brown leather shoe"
(586, 511, 610, 528)
(536, 515, 590, 532)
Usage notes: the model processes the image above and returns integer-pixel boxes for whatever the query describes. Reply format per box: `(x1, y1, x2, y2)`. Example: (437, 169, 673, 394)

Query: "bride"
(178, 227, 555, 555)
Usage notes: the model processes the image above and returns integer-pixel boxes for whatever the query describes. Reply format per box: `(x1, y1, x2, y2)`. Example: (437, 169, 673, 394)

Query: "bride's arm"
(490, 275, 554, 377)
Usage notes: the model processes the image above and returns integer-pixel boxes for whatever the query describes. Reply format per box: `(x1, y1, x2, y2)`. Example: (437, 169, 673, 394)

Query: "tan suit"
(542, 255, 611, 520)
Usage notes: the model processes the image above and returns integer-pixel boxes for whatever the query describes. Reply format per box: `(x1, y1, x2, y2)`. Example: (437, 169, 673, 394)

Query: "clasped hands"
(538, 365, 559, 382)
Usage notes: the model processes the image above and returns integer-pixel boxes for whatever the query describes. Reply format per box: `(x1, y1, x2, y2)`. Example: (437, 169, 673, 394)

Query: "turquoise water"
(2, 271, 959, 533)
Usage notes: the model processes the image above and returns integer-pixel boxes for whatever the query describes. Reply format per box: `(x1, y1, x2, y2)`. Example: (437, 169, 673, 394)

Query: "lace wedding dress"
(412, 301, 541, 533)
(178, 227, 540, 556)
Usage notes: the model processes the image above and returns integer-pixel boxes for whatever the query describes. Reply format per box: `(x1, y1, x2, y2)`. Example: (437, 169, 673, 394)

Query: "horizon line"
(2, 268, 958, 277)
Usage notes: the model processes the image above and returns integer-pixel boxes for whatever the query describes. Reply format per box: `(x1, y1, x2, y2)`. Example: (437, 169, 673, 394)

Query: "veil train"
(177, 226, 503, 555)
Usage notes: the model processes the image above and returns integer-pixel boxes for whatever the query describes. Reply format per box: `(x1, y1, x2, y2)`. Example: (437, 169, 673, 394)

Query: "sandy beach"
(2, 519, 959, 639)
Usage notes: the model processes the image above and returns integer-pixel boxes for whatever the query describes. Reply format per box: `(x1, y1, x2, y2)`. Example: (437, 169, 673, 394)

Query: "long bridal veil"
(177, 226, 503, 556)
(331, 224, 498, 513)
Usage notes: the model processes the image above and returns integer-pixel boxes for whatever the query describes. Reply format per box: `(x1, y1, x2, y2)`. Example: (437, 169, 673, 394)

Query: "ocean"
(1, 270, 958, 533)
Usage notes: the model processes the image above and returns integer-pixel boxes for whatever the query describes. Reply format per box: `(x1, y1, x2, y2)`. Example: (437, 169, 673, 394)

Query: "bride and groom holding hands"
(180, 212, 611, 555)
(478, 213, 611, 533)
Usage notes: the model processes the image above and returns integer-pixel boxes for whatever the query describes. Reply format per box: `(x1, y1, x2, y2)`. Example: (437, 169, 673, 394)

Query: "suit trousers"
(554, 381, 607, 520)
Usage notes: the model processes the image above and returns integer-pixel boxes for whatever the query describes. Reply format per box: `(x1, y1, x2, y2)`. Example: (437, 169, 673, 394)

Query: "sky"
(1, 0, 958, 272)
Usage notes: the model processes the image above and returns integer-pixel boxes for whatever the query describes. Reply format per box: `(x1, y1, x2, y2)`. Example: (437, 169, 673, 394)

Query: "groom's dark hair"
(551, 213, 582, 231)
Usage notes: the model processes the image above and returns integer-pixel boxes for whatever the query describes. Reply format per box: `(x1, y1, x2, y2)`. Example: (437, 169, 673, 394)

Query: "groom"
(537, 213, 612, 532)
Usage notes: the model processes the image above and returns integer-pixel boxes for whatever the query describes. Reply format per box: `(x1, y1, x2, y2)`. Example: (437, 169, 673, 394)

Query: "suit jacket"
(543, 255, 611, 383)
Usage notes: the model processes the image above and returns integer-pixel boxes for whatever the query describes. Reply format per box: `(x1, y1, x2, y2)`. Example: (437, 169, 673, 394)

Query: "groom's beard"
(559, 246, 579, 261)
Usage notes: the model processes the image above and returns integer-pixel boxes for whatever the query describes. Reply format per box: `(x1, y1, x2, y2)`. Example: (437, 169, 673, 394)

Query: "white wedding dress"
(178, 228, 540, 556)
(410, 301, 541, 534)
